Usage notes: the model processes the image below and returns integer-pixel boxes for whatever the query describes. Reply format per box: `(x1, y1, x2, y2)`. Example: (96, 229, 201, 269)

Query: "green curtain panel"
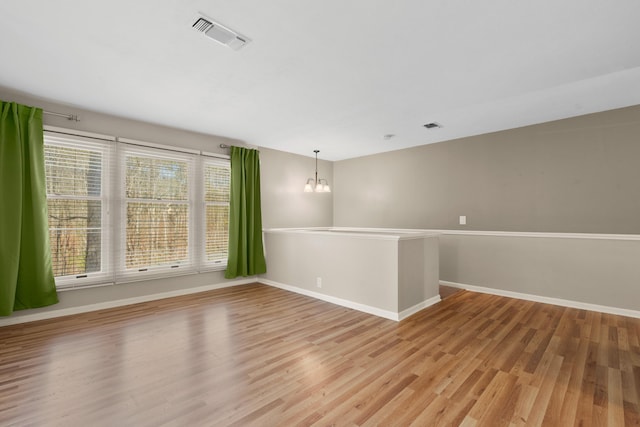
(0, 101, 58, 316)
(225, 146, 267, 279)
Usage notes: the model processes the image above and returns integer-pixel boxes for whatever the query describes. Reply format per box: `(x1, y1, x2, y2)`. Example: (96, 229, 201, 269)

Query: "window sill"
(55, 265, 228, 291)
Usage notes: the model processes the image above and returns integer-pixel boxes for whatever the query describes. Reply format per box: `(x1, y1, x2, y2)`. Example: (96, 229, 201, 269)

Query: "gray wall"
(440, 234, 640, 311)
(333, 106, 640, 312)
(262, 231, 440, 316)
(262, 232, 399, 313)
(397, 237, 439, 312)
(0, 87, 325, 321)
(260, 147, 333, 228)
(0, 87, 239, 155)
(334, 105, 640, 234)
(3, 85, 639, 317)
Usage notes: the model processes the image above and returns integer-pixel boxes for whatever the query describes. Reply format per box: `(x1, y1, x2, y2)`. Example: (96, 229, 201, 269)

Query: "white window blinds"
(44, 133, 113, 287)
(44, 130, 231, 289)
(121, 145, 196, 275)
(203, 158, 230, 266)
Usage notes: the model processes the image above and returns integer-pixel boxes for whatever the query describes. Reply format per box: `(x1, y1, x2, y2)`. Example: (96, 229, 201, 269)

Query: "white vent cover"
(192, 15, 250, 51)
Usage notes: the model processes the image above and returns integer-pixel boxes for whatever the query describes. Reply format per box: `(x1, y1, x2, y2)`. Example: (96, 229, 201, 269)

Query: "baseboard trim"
(258, 278, 440, 321)
(259, 278, 399, 320)
(440, 280, 640, 319)
(0, 278, 257, 327)
(398, 295, 442, 321)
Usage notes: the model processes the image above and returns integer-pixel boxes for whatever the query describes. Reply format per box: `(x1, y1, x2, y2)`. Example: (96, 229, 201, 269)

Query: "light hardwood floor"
(439, 285, 462, 300)
(1, 283, 639, 426)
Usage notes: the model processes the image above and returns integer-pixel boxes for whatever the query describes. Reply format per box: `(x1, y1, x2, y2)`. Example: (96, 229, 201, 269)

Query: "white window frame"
(44, 130, 232, 289)
(201, 156, 231, 271)
(117, 142, 198, 282)
(43, 130, 115, 289)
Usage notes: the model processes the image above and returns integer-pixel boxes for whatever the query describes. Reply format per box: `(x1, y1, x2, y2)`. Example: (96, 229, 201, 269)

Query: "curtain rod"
(219, 143, 259, 152)
(44, 110, 80, 122)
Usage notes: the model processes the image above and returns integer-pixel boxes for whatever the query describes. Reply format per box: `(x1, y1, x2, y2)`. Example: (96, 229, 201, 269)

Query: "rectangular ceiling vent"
(192, 17, 213, 33)
(192, 15, 250, 51)
(423, 122, 442, 129)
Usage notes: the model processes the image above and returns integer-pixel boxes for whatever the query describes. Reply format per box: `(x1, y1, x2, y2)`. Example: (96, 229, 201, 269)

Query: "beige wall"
(334, 105, 640, 234)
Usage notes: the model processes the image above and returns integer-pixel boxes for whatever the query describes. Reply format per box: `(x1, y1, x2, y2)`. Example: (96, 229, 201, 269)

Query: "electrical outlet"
(459, 215, 467, 225)
(316, 277, 322, 288)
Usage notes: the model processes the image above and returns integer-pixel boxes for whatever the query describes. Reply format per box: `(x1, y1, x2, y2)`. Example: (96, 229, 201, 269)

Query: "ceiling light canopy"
(304, 150, 331, 193)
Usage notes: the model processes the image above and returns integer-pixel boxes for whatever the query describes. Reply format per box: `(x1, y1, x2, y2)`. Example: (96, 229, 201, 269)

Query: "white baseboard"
(0, 278, 256, 327)
(439, 281, 469, 290)
(258, 278, 399, 320)
(398, 295, 442, 320)
(440, 280, 640, 319)
(258, 278, 441, 321)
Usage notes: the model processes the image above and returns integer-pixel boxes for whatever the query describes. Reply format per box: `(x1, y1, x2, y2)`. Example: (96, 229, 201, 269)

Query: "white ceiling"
(1, 1, 640, 161)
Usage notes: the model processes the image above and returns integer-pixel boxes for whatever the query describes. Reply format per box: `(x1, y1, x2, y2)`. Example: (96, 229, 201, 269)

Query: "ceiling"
(1, 1, 640, 161)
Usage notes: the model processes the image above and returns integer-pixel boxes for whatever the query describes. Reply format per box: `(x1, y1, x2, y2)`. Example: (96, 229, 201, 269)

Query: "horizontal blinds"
(44, 130, 232, 288)
(122, 144, 195, 272)
(44, 133, 112, 283)
(203, 158, 230, 264)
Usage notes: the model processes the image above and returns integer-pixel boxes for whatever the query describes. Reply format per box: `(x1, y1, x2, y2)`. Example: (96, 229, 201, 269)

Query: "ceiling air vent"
(193, 17, 213, 33)
(192, 15, 250, 51)
(423, 122, 442, 129)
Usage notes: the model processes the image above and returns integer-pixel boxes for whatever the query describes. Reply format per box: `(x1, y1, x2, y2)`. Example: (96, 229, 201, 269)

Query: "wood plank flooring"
(439, 285, 462, 300)
(1, 283, 639, 426)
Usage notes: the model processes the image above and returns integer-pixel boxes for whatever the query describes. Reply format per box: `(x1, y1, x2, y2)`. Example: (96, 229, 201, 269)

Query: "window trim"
(118, 142, 198, 281)
(44, 129, 231, 290)
(44, 131, 114, 289)
(201, 156, 231, 271)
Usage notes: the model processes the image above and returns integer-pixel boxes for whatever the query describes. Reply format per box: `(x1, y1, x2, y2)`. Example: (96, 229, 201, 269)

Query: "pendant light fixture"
(304, 150, 331, 193)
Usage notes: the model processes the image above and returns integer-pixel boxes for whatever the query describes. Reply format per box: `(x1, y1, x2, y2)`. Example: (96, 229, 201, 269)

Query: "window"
(44, 130, 230, 289)
(44, 133, 112, 287)
(121, 145, 195, 277)
(203, 158, 230, 267)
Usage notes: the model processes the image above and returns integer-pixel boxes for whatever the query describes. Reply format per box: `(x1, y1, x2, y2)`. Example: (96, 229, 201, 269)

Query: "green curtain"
(0, 101, 58, 316)
(225, 146, 267, 278)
